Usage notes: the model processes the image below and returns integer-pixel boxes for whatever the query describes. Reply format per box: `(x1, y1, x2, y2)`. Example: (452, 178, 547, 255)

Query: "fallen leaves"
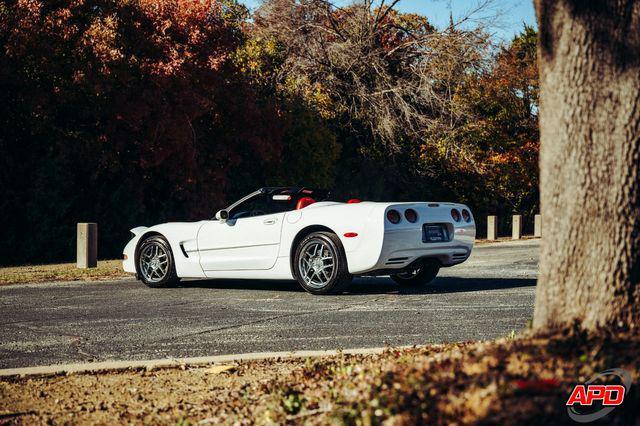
(1, 330, 639, 425)
(204, 364, 236, 375)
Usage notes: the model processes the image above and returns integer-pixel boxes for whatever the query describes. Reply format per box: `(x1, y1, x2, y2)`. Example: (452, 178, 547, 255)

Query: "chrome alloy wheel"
(139, 242, 169, 283)
(298, 240, 336, 289)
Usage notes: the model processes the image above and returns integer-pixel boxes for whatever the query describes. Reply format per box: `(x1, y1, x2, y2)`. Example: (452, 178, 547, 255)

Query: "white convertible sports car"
(123, 187, 475, 294)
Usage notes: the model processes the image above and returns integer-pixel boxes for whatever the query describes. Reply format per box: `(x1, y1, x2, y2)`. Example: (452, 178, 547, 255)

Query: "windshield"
(226, 187, 330, 220)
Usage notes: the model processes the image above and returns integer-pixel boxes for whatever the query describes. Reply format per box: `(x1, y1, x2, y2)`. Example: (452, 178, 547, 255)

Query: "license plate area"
(422, 223, 450, 243)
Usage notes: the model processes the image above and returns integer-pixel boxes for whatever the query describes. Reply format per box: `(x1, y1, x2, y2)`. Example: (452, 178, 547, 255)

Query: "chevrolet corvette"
(122, 187, 475, 294)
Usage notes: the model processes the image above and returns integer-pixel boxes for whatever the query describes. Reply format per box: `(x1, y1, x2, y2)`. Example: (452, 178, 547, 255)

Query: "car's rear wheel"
(294, 232, 352, 295)
(391, 259, 440, 287)
(137, 235, 179, 288)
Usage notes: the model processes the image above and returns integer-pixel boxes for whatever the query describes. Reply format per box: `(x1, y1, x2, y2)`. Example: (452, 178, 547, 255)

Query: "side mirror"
(215, 209, 229, 223)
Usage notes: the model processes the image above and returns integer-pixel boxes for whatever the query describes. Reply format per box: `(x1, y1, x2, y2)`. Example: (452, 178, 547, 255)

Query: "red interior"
(347, 198, 361, 204)
(296, 197, 316, 210)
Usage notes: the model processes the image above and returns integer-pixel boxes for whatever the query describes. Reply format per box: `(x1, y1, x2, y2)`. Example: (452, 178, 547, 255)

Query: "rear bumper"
(360, 223, 475, 273)
(378, 243, 472, 268)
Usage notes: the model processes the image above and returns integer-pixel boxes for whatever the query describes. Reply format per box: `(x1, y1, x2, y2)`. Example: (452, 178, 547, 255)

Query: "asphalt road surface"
(0, 239, 538, 369)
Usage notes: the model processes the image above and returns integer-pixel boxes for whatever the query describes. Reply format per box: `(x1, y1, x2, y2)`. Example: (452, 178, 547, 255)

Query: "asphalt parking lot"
(0, 239, 538, 369)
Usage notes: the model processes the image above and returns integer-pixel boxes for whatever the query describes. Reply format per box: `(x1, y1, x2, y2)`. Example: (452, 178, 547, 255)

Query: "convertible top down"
(123, 187, 475, 294)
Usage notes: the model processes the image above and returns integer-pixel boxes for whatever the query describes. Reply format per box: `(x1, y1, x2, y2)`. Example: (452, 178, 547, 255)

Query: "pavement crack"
(160, 297, 385, 341)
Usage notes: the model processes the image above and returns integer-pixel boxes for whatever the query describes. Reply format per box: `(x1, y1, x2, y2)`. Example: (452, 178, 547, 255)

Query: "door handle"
(263, 218, 278, 225)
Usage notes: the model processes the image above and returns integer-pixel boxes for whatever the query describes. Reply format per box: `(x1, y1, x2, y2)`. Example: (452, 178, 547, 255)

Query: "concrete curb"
(0, 346, 418, 378)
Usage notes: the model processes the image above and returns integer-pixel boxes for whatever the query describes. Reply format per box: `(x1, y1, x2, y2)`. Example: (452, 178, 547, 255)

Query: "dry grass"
(0, 260, 130, 286)
(1, 330, 638, 425)
(475, 236, 539, 245)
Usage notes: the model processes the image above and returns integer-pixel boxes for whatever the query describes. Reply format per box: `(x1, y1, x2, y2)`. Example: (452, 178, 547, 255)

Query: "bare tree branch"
(254, 0, 495, 155)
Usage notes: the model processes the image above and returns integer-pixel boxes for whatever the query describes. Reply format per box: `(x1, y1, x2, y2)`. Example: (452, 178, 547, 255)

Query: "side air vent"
(386, 256, 409, 265)
(180, 244, 189, 258)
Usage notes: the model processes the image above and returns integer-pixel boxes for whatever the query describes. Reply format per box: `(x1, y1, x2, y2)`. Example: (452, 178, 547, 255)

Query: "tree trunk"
(533, 0, 640, 331)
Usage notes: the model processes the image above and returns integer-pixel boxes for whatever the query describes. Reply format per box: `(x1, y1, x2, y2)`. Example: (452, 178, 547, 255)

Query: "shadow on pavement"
(350, 276, 536, 295)
(178, 279, 302, 292)
(178, 276, 536, 295)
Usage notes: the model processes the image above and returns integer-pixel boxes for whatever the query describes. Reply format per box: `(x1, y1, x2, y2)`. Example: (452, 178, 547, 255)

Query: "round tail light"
(387, 209, 401, 224)
(404, 209, 418, 223)
(451, 209, 461, 222)
(462, 209, 471, 222)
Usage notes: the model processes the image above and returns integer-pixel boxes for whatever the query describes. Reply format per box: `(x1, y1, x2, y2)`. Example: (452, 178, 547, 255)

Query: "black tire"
(293, 231, 352, 295)
(391, 259, 440, 287)
(136, 235, 179, 288)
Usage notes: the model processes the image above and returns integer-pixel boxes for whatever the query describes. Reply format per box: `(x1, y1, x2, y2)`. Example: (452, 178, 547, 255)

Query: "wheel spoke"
(318, 263, 333, 272)
(320, 269, 330, 280)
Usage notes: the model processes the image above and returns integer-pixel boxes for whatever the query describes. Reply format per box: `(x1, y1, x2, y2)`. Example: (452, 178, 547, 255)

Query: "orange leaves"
(130, 0, 234, 77)
(487, 140, 539, 170)
(82, 15, 123, 74)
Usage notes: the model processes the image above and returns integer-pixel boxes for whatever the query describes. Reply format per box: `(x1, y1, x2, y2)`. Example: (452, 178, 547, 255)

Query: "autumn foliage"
(0, 0, 539, 265)
(0, 0, 283, 264)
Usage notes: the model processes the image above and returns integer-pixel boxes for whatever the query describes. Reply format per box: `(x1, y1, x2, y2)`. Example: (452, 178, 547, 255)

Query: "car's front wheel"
(391, 259, 440, 287)
(294, 232, 352, 295)
(137, 235, 179, 288)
